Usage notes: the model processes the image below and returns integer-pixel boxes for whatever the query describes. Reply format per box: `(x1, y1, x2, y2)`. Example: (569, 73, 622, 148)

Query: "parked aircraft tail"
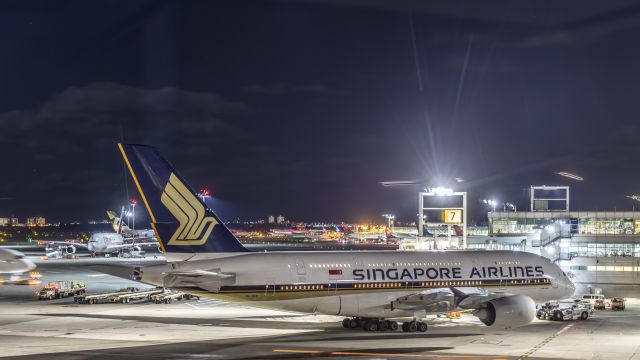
(117, 144, 248, 254)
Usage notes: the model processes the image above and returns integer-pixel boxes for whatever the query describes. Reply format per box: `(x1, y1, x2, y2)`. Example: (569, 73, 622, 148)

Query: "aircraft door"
(265, 280, 276, 297)
(295, 258, 306, 275)
(499, 279, 507, 292)
(328, 280, 339, 295)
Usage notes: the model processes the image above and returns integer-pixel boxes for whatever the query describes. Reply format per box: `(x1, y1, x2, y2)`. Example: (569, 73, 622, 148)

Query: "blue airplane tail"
(118, 144, 249, 254)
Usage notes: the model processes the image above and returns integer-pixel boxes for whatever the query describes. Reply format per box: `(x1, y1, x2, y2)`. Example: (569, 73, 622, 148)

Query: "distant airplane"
(0, 248, 35, 274)
(347, 232, 386, 242)
(384, 228, 417, 241)
(115, 143, 575, 332)
(44, 210, 158, 257)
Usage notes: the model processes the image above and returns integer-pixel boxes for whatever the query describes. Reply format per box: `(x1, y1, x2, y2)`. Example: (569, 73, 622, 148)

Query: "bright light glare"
(627, 195, 640, 202)
(431, 186, 454, 196)
(556, 172, 583, 181)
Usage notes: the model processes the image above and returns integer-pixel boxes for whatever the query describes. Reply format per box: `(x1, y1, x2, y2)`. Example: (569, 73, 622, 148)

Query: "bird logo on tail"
(161, 173, 218, 246)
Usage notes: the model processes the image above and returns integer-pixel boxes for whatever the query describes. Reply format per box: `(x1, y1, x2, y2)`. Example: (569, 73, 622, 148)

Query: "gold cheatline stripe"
(117, 143, 166, 254)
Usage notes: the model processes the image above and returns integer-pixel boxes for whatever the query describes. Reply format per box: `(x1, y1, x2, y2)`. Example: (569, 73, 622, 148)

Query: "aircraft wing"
(43, 241, 89, 249)
(105, 242, 159, 252)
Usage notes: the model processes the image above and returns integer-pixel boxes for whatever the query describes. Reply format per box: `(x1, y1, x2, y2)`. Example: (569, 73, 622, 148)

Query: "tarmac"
(0, 258, 639, 359)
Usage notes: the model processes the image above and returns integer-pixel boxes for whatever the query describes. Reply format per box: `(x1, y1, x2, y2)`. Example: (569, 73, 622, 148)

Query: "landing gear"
(341, 318, 405, 332)
(388, 320, 399, 331)
(342, 317, 361, 329)
(402, 320, 427, 332)
(363, 319, 378, 331)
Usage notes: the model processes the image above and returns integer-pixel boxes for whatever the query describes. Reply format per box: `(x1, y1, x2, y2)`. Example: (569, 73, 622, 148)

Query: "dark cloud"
(0, 82, 251, 221)
(0, 81, 250, 149)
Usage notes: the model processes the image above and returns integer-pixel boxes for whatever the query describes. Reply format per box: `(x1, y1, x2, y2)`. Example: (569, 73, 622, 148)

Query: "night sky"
(2, 0, 640, 224)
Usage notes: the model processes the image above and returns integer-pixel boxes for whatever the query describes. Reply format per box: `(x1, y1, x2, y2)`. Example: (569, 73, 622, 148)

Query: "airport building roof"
(488, 211, 640, 219)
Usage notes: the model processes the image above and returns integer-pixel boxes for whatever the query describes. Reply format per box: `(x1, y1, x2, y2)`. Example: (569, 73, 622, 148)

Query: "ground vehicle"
(37, 281, 86, 300)
(594, 299, 607, 310)
(75, 287, 139, 304)
(107, 287, 163, 303)
(537, 300, 590, 321)
(150, 291, 199, 304)
(611, 297, 626, 311)
(581, 294, 605, 306)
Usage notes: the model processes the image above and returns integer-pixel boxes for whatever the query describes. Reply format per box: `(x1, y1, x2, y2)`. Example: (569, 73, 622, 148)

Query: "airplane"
(0, 248, 36, 274)
(347, 232, 387, 242)
(44, 211, 159, 257)
(117, 143, 575, 331)
(45, 233, 159, 258)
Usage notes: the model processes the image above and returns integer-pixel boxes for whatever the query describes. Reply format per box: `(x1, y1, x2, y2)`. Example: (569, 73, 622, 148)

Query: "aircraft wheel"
(417, 322, 428, 332)
(553, 311, 563, 321)
(348, 318, 360, 329)
(378, 320, 389, 331)
(580, 312, 588, 320)
(409, 321, 418, 332)
(402, 322, 410, 332)
(388, 321, 399, 331)
(342, 319, 350, 328)
(363, 320, 378, 332)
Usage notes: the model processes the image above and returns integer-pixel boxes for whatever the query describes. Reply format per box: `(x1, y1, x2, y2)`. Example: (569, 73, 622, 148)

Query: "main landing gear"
(342, 318, 427, 332)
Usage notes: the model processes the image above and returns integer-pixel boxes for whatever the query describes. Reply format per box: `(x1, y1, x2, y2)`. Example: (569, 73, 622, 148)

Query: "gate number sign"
(443, 209, 462, 224)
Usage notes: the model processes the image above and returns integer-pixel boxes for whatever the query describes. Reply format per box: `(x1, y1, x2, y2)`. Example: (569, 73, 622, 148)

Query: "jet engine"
(474, 295, 535, 329)
(66, 245, 76, 254)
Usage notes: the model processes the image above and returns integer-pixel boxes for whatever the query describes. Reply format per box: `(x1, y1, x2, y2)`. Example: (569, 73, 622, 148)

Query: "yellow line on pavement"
(332, 351, 423, 357)
(273, 349, 323, 354)
(274, 349, 507, 358)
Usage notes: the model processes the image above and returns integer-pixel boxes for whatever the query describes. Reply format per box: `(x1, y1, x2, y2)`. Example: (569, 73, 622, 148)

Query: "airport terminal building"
(405, 185, 640, 296)
(485, 209, 640, 297)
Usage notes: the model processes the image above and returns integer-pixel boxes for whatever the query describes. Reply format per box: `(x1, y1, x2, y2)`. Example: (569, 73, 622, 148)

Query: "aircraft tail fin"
(117, 144, 249, 254)
(106, 210, 128, 234)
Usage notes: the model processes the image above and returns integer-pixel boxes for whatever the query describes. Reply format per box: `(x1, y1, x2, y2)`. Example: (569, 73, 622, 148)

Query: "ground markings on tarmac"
(516, 323, 574, 360)
(273, 349, 508, 359)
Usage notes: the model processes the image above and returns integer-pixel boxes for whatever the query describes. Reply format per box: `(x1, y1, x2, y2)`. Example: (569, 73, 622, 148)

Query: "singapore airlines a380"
(117, 143, 575, 332)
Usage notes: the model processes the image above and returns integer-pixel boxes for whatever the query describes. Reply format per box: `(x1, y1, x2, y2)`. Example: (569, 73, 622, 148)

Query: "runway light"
(198, 189, 211, 201)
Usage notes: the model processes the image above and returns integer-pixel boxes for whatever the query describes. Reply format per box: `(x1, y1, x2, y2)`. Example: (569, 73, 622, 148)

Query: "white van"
(581, 294, 605, 308)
